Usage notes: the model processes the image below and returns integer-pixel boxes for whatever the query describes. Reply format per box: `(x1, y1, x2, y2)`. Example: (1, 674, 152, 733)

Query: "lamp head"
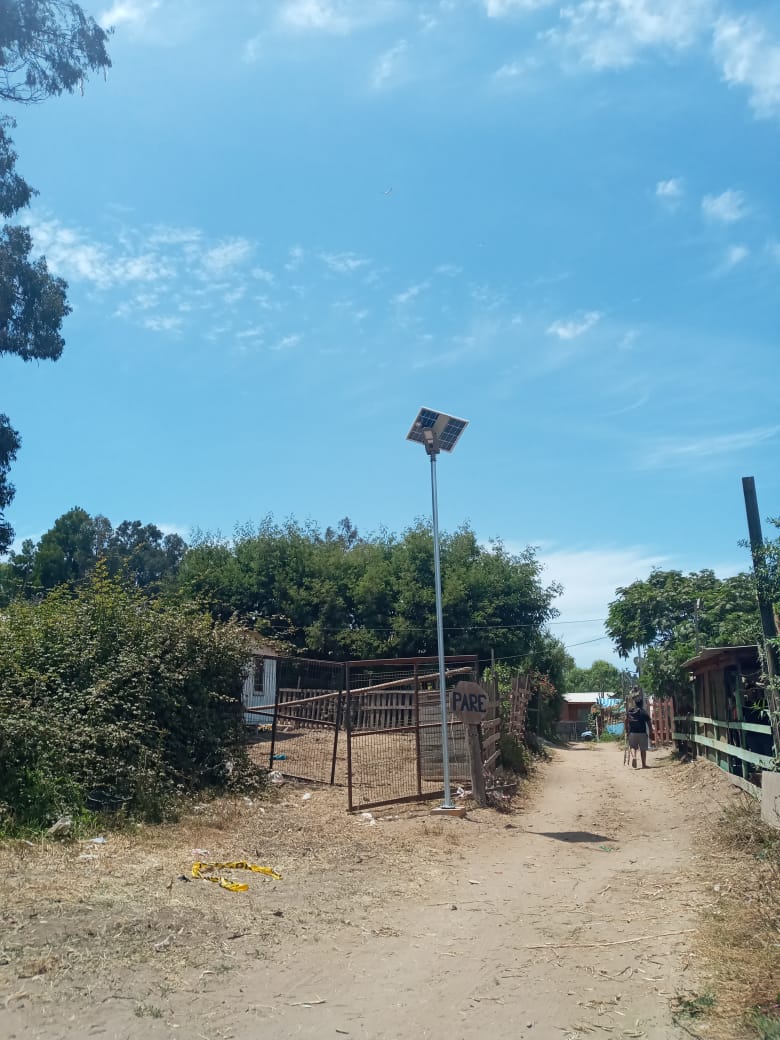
(406, 408, 469, 454)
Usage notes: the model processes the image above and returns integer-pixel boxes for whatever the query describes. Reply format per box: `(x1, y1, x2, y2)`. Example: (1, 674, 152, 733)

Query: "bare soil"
(0, 743, 756, 1040)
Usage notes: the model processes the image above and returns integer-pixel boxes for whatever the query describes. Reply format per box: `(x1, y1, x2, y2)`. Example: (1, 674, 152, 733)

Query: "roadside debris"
(191, 860, 282, 893)
(46, 815, 72, 837)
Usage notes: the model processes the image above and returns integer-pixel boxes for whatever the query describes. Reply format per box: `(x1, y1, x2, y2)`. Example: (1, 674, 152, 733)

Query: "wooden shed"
(675, 645, 775, 795)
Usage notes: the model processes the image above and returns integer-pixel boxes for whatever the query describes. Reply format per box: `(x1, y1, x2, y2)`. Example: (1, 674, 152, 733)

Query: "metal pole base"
(431, 804, 468, 818)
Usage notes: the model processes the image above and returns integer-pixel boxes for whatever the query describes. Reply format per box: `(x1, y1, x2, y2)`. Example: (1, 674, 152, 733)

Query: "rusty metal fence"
(345, 656, 478, 811)
(246, 653, 482, 807)
(261, 657, 346, 785)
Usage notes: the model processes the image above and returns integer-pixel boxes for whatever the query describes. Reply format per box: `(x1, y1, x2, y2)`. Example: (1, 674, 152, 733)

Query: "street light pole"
(427, 437, 453, 809)
(406, 408, 469, 814)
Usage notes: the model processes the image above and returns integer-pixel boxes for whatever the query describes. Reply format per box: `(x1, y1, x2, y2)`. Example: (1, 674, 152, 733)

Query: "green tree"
(0, 414, 20, 553)
(0, 1, 110, 552)
(174, 517, 561, 662)
(606, 568, 763, 701)
(32, 506, 107, 588)
(565, 659, 623, 695)
(108, 520, 187, 590)
(0, 508, 189, 597)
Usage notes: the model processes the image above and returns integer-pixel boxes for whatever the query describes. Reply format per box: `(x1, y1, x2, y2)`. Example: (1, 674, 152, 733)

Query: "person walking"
(626, 693, 654, 769)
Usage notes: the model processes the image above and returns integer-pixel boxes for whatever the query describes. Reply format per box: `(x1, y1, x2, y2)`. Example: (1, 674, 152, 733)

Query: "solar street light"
(406, 408, 469, 810)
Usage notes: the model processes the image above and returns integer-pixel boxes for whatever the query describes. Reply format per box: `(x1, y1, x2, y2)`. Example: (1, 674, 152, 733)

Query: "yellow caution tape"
(192, 860, 282, 892)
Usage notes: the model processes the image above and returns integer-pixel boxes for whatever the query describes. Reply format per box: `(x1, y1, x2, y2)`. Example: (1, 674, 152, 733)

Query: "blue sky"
(4, 0, 780, 665)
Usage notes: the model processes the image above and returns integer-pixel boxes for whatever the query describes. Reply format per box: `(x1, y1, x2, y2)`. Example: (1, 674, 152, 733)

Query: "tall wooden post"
(467, 725, 487, 807)
(742, 476, 780, 760)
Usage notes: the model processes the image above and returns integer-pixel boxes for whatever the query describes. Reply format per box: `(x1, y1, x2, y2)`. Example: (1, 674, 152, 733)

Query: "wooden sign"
(452, 681, 488, 725)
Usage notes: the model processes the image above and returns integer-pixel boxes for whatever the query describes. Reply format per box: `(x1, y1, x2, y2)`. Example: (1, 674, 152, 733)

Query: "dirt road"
(1, 743, 711, 1040)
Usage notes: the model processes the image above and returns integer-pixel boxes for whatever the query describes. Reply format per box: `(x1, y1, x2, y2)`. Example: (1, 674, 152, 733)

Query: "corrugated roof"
(563, 692, 621, 705)
(680, 645, 758, 670)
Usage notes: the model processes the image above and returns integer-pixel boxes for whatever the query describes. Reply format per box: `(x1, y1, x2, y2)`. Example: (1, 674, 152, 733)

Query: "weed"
(134, 1003, 163, 1019)
(750, 1009, 780, 1040)
(673, 991, 716, 1018)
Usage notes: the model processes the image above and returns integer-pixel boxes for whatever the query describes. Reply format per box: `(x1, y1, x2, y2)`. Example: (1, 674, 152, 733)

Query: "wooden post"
(742, 476, 780, 759)
(467, 724, 487, 807)
(734, 663, 749, 780)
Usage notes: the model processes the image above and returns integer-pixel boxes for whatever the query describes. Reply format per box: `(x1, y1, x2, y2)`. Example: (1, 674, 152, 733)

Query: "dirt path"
(2, 743, 710, 1040)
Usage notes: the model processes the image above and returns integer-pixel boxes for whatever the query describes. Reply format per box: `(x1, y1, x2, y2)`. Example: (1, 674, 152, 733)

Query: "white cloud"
(372, 39, 409, 89)
(394, 281, 429, 304)
(548, 0, 713, 70)
(156, 522, 190, 539)
(277, 0, 397, 34)
(493, 56, 537, 80)
(546, 310, 601, 340)
(643, 425, 780, 468)
(722, 243, 749, 269)
(286, 246, 305, 271)
(713, 15, 780, 119)
(99, 0, 159, 29)
(655, 177, 684, 203)
(142, 314, 183, 333)
(320, 251, 369, 273)
(278, 0, 352, 32)
(251, 267, 276, 284)
(333, 299, 370, 322)
(537, 545, 669, 665)
(200, 239, 253, 275)
(701, 188, 748, 223)
(272, 333, 302, 351)
(236, 324, 266, 340)
(434, 263, 462, 276)
(484, 0, 552, 15)
(28, 216, 170, 288)
(223, 286, 247, 305)
(243, 34, 263, 63)
(149, 226, 202, 246)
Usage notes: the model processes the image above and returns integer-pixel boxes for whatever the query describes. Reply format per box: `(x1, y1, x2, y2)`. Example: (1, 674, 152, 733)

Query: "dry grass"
(0, 778, 522, 1011)
(674, 762, 780, 1040)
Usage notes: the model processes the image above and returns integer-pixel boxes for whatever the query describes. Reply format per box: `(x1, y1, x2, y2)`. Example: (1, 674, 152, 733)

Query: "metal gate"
(267, 657, 346, 785)
(345, 656, 479, 811)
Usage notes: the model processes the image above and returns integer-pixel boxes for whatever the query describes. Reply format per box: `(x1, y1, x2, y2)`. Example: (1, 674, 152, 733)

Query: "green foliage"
(750, 1009, 780, 1040)
(0, 1, 110, 552)
(0, 507, 188, 599)
(498, 732, 530, 774)
(606, 568, 766, 702)
(0, 0, 111, 104)
(673, 992, 716, 1019)
(565, 658, 624, 695)
(0, 223, 69, 362)
(0, 566, 252, 832)
(175, 518, 561, 662)
(0, 413, 20, 554)
(484, 655, 566, 743)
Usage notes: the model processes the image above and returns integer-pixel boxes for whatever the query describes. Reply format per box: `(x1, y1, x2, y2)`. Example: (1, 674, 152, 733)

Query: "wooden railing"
(673, 713, 774, 797)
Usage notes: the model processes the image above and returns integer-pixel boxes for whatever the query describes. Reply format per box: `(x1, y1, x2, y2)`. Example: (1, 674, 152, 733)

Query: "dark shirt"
(627, 708, 651, 734)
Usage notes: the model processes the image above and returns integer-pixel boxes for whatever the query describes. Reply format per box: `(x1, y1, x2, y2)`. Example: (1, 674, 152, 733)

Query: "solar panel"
(406, 408, 469, 453)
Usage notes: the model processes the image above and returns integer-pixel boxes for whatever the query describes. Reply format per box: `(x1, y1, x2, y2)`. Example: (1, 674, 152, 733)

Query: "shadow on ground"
(530, 831, 616, 843)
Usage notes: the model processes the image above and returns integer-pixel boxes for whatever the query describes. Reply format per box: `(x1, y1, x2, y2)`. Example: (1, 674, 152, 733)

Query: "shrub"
(0, 566, 255, 831)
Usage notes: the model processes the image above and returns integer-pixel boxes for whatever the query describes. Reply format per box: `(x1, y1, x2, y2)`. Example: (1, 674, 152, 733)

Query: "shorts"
(628, 732, 649, 752)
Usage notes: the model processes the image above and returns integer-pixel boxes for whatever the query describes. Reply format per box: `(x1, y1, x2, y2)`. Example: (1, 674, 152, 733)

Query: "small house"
(558, 692, 622, 740)
(240, 635, 278, 727)
(676, 645, 775, 794)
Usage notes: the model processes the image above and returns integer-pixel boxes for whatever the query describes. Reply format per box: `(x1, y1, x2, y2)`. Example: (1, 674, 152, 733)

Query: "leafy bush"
(498, 732, 530, 774)
(0, 566, 255, 832)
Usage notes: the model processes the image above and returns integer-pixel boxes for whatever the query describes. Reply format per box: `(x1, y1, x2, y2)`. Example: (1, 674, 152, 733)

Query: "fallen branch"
(518, 928, 695, 950)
